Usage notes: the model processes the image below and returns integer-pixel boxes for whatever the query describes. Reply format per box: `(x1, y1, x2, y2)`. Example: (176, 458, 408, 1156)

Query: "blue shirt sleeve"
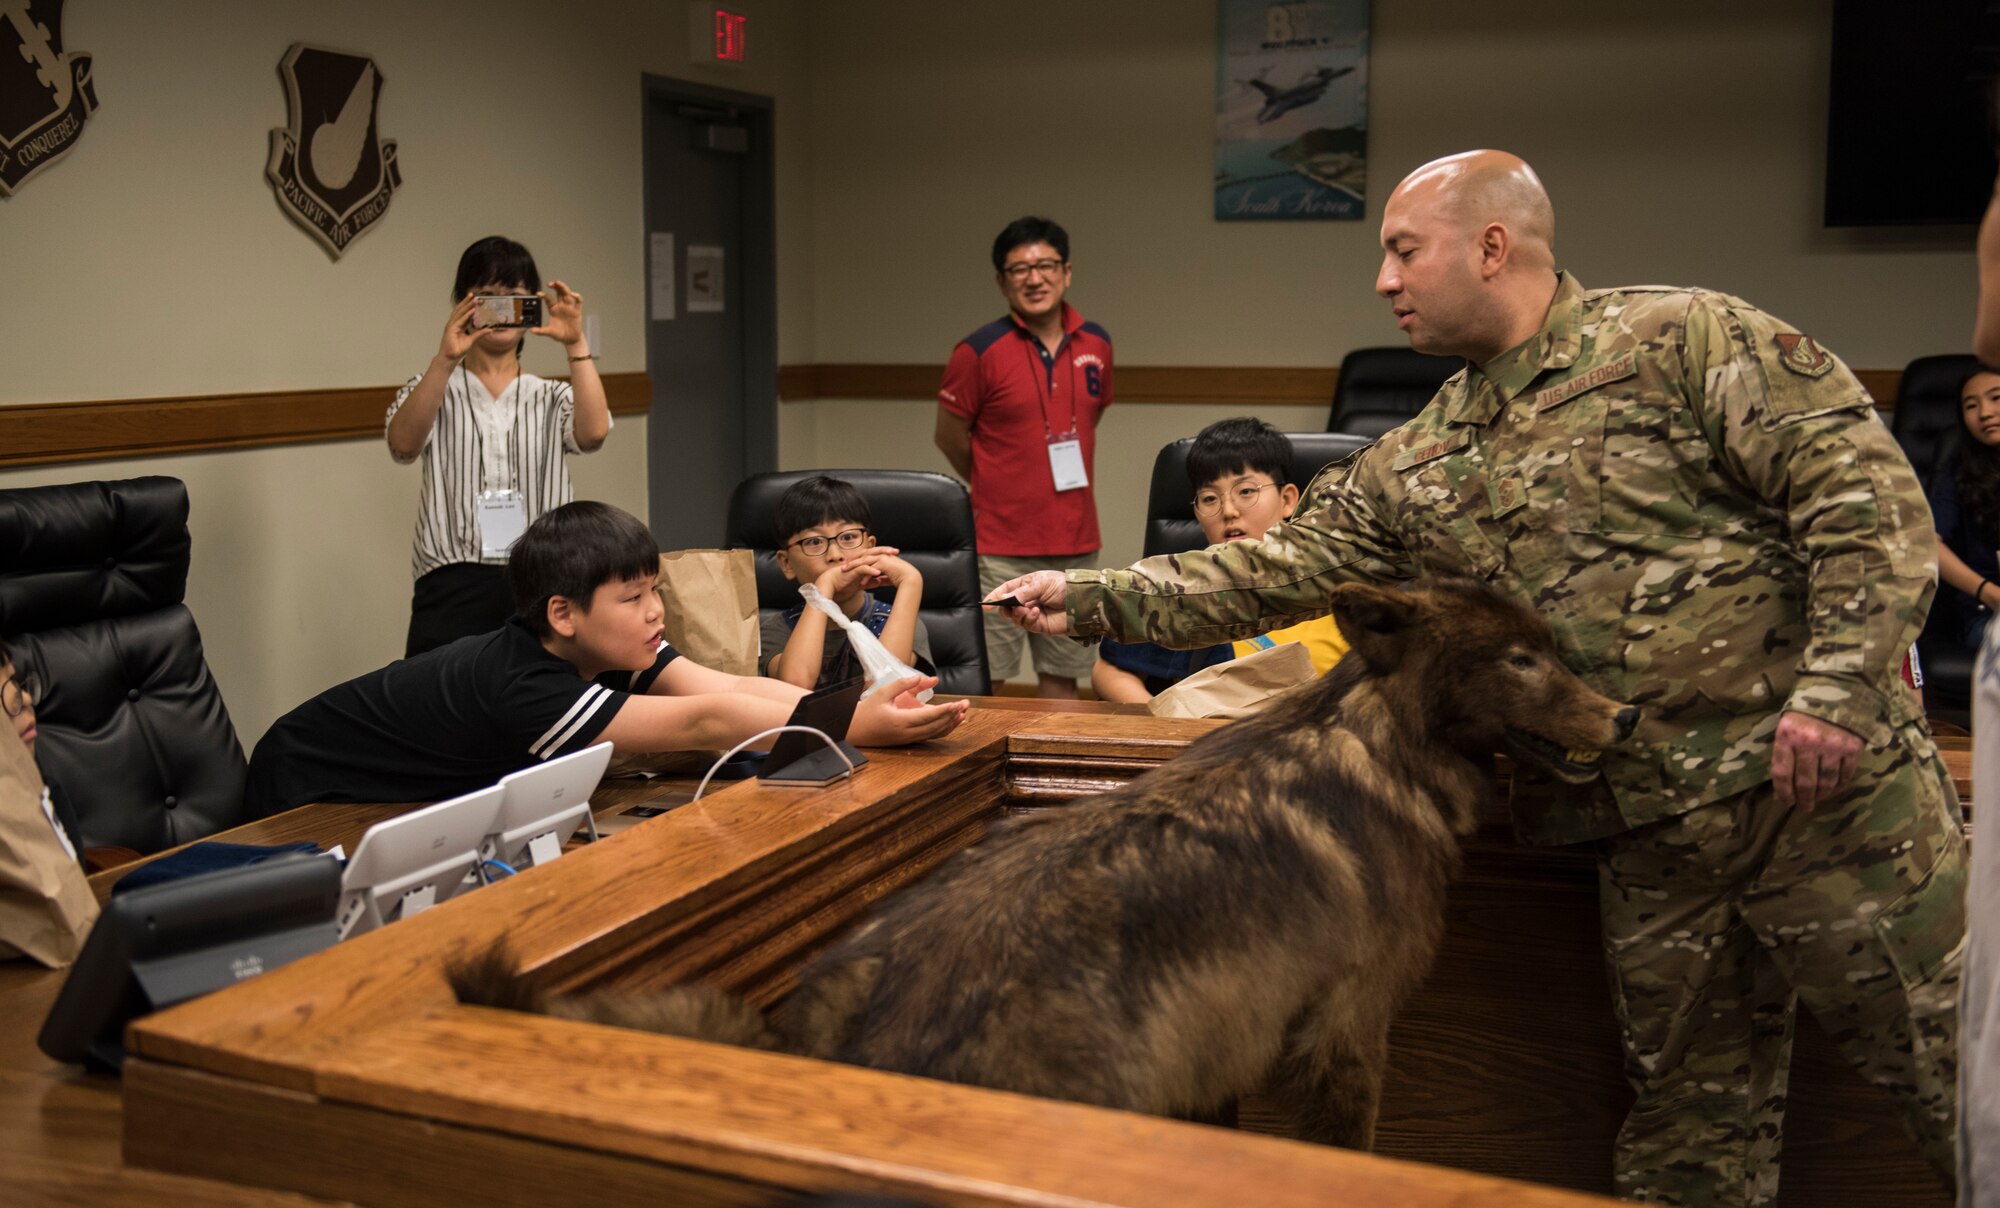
(1930, 457, 2000, 581)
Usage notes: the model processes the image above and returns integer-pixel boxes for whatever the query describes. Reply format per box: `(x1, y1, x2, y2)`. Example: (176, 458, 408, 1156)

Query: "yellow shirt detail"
(1232, 615, 1347, 672)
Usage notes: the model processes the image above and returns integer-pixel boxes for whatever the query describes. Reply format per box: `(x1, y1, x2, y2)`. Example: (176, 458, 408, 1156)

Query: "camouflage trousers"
(1596, 721, 1966, 1206)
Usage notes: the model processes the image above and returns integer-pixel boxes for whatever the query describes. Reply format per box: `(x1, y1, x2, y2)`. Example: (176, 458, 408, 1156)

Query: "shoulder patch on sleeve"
(1773, 333, 1833, 378)
(1715, 301, 1871, 429)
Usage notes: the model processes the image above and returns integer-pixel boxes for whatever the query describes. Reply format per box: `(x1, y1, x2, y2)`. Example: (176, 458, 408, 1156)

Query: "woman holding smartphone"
(386, 235, 612, 656)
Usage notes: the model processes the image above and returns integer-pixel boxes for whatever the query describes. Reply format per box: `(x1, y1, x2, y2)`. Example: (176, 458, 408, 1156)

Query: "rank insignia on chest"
(1488, 474, 1527, 519)
(1773, 333, 1833, 377)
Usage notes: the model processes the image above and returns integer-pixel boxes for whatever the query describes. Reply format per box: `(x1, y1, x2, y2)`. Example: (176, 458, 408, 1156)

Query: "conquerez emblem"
(0, 0, 98, 198)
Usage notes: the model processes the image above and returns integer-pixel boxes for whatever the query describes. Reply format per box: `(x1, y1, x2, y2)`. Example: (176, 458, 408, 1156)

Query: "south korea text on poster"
(1214, 0, 1370, 222)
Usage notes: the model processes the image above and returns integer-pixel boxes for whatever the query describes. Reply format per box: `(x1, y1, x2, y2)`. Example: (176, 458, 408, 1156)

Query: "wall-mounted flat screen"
(1825, 0, 2000, 227)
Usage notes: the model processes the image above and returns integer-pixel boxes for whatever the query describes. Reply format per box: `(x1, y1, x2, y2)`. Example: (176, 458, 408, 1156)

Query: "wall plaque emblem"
(266, 44, 400, 258)
(0, 0, 98, 197)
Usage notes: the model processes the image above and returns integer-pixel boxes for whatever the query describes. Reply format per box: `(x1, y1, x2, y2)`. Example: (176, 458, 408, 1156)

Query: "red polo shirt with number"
(937, 303, 1114, 557)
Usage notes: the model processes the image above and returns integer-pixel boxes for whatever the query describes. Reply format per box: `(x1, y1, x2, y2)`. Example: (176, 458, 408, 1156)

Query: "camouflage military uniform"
(1065, 273, 1966, 1204)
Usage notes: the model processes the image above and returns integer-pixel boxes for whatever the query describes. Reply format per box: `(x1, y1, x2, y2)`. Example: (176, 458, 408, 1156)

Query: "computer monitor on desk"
(487, 741, 612, 870)
(337, 784, 502, 940)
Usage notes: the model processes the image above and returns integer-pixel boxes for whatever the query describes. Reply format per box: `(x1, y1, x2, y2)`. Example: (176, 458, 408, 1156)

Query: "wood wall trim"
(0, 373, 651, 470)
(782, 363, 1908, 409)
(0, 365, 1911, 470)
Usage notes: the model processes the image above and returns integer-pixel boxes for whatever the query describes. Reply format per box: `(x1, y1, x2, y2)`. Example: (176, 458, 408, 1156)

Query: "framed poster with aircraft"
(1214, 0, 1370, 221)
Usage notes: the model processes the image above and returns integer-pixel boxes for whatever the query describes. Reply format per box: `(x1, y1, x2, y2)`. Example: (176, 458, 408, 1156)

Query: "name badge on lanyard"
(477, 488, 528, 558)
(1047, 435, 1089, 492)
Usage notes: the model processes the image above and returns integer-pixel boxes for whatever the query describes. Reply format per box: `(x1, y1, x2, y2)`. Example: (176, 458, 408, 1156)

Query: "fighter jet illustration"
(1241, 66, 1353, 124)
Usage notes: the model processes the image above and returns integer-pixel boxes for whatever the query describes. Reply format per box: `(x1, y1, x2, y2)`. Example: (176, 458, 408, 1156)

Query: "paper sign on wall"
(686, 244, 725, 313)
(649, 232, 675, 321)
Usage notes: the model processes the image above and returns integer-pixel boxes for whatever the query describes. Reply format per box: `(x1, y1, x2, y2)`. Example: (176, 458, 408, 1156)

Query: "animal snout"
(1612, 706, 1639, 742)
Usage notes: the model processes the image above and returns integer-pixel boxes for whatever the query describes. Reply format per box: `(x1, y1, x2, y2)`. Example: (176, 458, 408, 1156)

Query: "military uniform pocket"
(1872, 841, 1967, 992)
(1867, 761, 1968, 993)
(1596, 396, 1717, 536)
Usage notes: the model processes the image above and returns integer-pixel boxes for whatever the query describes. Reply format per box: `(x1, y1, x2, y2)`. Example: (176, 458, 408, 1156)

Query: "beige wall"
(799, 0, 1973, 368)
(785, 0, 1978, 679)
(0, 0, 812, 745)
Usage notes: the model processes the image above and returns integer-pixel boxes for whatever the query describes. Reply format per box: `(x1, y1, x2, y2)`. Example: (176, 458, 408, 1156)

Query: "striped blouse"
(386, 366, 607, 579)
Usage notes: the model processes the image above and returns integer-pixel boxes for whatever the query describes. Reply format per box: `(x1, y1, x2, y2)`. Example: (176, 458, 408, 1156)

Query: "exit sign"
(689, 4, 747, 66)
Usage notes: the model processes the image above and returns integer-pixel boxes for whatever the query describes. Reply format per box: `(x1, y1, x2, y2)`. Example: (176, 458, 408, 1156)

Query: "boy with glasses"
(1091, 418, 1347, 702)
(935, 216, 1113, 698)
(763, 476, 931, 691)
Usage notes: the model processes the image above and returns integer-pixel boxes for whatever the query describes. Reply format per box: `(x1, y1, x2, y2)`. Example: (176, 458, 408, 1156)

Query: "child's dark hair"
(776, 476, 872, 542)
(991, 216, 1070, 272)
(452, 235, 541, 300)
(1955, 365, 2000, 541)
(1187, 417, 1293, 490)
(507, 502, 659, 636)
(452, 236, 540, 356)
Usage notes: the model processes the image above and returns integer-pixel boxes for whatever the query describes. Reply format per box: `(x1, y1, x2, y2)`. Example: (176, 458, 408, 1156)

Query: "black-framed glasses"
(1, 669, 40, 719)
(1001, 259, 1066, 282)
(1192, 482, 1279, 519)
(786, 528, 868, 557)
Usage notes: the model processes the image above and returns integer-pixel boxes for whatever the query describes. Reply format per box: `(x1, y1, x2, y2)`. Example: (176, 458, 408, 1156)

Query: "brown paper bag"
(1146, 640, 1318, 721)
(655, 549, 760, 677)
(0, 722, 98, 967)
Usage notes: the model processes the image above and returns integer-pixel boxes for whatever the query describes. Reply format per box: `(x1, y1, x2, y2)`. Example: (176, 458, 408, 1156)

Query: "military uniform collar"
(1443, 271, 1584, 426)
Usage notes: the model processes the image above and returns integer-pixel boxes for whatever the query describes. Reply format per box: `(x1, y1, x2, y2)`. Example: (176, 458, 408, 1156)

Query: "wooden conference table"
(0, 699, 1972, 1207)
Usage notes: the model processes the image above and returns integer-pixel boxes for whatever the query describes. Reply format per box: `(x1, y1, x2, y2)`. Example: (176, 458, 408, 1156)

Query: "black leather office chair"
(724, 470, 990, 696)
(0, 477, 251, 853)
(1326, 346, 1464, 437)
(1889, 354, 1984, 721)
(1143, 433, 1375, 559)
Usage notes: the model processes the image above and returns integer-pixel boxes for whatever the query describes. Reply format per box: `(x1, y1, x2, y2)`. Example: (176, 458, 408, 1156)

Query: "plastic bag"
(798, 583, 934, 701)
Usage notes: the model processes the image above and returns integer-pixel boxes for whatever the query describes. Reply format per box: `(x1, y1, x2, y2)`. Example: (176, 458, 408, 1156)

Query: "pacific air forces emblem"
(1773, 332, 1833, 377)
(0, 0, 98, 198)
(267, 44, 401, 259)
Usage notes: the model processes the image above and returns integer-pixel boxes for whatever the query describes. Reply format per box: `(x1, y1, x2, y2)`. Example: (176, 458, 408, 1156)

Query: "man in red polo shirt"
(935, 217, 1113, 698)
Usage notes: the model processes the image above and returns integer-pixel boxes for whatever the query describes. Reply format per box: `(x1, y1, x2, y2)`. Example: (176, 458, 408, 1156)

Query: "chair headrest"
(1889, 355, 1985, 482)
(1329, 347, 1464, 427)
(1143, 433, 1374, 559)
(0, 477, 192, 635)
(725, 470, 975, 554)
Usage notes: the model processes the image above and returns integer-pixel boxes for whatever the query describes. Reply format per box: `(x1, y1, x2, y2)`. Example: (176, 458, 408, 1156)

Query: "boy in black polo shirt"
(246, 502, 966, 814)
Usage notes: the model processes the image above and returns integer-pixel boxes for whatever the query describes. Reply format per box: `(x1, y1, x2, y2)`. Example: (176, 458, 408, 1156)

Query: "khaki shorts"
(980, 552, 1100, 682)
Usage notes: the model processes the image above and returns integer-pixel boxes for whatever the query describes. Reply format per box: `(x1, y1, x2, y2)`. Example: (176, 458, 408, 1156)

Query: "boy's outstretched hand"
(848, 675, 968, 747)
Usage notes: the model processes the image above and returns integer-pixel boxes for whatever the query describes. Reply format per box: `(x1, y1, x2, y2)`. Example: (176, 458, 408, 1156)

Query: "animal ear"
(1329, 582, 1415, 637)
(1328, 583, 1418, 671)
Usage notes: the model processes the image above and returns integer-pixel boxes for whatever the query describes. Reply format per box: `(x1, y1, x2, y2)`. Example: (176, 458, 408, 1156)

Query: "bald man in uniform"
(994, 151, 1965, 1204)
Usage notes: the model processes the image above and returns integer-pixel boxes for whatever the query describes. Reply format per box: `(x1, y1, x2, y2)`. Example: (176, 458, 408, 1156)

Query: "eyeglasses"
(1001, 259, 1066, 282)
(1, 669, 40, 719)
(786, 528, 868, 557)
(1193, 482, 1280, 519)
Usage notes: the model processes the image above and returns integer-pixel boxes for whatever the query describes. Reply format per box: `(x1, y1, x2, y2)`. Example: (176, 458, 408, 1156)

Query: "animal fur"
(450, 578, 1636, 1148)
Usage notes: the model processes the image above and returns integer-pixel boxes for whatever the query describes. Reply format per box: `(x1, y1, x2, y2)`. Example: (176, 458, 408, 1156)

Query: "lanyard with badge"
(463, 363, 528, 557)
(1025, 336, 1089, 492)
